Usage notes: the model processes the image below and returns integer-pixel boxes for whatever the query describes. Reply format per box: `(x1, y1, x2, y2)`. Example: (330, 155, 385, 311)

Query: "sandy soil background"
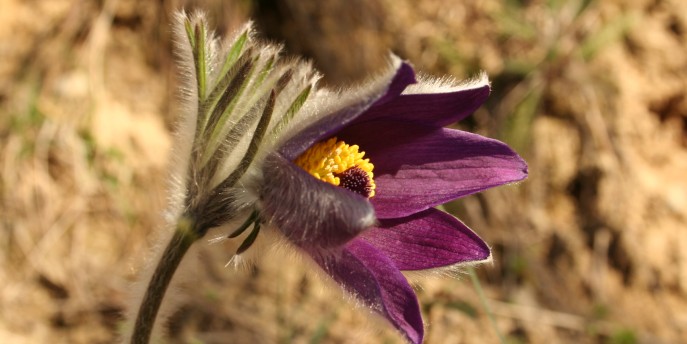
(1, 0, 686, 343)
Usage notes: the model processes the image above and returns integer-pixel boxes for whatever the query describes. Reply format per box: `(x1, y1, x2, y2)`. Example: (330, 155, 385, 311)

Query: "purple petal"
(278, 62, 416, 160)
(362, 208, 490, 271)
(312, 240, 424, 344)
(338, 121, 528, 219)
(259, 153, 375, 249)
(353, 84, 490, 127)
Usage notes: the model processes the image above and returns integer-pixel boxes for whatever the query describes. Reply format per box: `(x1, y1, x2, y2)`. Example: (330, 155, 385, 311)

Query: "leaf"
(217, 29, 249, 85)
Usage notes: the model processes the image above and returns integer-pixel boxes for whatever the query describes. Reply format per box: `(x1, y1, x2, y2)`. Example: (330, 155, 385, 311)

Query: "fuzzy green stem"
(130, 218, 197, 344)
(468, 266, 506, 344)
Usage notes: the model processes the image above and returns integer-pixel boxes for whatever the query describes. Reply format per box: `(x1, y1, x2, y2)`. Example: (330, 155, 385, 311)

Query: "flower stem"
(130, 218, 197, 344)
(468, 266, 506, 344)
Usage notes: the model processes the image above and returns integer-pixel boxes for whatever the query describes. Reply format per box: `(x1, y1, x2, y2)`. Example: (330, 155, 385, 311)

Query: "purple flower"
(255, 61, 527, 343)
(171, 14, 526, 344)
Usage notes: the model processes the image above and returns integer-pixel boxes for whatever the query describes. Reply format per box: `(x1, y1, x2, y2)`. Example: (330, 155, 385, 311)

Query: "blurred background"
(1, 0, 686, 343)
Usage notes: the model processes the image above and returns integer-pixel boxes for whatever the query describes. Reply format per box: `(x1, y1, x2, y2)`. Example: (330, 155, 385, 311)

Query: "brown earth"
(1, 0, 686, 343)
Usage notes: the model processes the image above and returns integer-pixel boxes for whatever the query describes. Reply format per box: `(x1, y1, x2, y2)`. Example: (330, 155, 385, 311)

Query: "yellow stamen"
(294, 137, 376, 198)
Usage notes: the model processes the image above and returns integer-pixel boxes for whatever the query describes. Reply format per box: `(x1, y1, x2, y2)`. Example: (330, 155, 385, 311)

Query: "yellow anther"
(294, 137, 376, 198)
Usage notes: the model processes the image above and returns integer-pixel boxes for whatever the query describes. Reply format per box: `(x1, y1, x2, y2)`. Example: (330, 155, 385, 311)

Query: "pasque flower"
(140, 12, 527, 344)
(256, 62, 527, 342)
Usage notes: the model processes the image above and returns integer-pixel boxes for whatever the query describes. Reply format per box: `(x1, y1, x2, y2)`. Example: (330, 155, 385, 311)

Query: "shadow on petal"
(259, 153, 375, 249)
(312, 240, 424, 344)
(278, 62, 416, 160)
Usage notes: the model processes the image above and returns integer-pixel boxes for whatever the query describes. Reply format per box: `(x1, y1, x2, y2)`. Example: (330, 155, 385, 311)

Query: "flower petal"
(312, 240, 424, 344)
(353, 84, 490, 127)
(258, 153, 375, 249)
(278, 61, 416, 160)
(338, 121, 528, 219)
(362, 208, 490, 271)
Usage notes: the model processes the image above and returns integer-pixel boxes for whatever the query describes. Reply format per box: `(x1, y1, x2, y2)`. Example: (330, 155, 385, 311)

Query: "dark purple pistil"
(336, 166, 373, 198)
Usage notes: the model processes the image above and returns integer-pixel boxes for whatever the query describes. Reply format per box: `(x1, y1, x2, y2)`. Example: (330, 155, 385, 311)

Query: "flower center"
(294, 137, 376, 198)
